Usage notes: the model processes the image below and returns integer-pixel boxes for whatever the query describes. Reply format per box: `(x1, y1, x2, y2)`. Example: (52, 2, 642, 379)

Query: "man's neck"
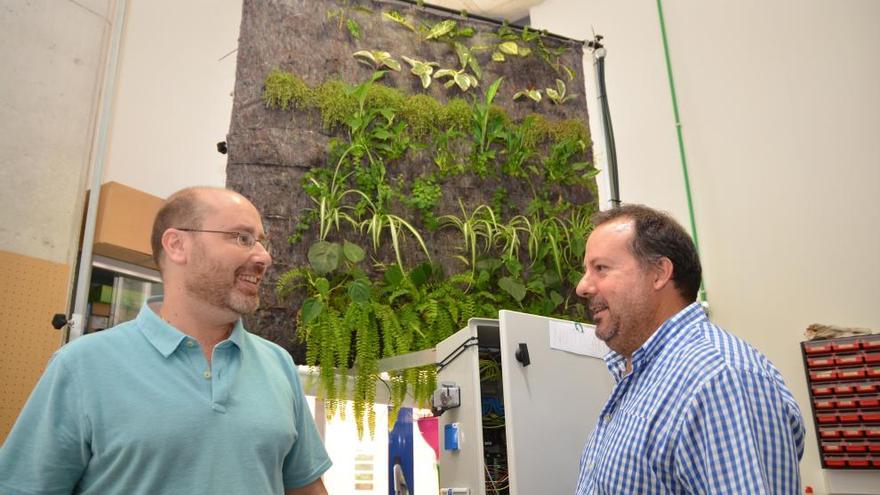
(158, 294, 237, 364)
(621, 298, 690, 373)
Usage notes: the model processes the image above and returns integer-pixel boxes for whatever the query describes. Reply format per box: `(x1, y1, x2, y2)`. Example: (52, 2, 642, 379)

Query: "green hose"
(656, 0, 707, 303)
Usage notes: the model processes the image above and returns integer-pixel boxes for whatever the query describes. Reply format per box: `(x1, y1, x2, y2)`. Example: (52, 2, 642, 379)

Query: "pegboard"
(0, 250, 69, 442)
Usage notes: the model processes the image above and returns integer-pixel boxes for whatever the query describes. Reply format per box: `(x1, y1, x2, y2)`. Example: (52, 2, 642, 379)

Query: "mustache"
(587, 297, 607, 317)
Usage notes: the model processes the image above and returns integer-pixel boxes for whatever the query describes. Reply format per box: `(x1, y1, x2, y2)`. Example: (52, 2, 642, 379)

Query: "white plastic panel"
(498, 310, 614, 495)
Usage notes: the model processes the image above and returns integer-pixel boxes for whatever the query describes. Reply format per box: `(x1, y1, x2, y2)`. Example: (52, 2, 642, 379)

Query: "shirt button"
(587, 462, 595, 470)
(604, 414, 612, 423)
(203, 370, 212, 379)
(186, 340, 195, 347)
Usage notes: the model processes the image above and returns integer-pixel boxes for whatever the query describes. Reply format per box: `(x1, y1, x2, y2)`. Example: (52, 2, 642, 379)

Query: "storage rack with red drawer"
(803, 334, 880, 469)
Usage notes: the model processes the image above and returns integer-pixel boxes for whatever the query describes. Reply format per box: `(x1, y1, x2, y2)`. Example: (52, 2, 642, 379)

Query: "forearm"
(285, 477, 328, 495)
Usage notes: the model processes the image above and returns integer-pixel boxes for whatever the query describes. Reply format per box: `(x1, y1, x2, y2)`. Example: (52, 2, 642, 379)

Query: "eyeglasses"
(175, 228, 270, 251)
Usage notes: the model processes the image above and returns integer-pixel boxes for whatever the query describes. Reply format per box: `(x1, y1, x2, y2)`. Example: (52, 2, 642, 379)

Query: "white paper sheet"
(548, 320, 609, 359)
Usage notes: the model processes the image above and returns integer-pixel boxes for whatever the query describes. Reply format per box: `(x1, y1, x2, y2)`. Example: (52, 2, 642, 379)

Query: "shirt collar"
(137, 295, 245, 358)
(603, 302, 707, 380)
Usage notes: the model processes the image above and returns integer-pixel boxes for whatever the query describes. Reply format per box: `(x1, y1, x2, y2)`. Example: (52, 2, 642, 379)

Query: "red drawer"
(841, 429, 863, 438)
(812, 385, 834, 395)
(866, 428, 880, 438)
(819, 428, 841, 438)
(861, 412, 880, 422)
(833, 342, 860, 352)
(808, 357, 835, 367)
(848, 459, 870, 467)
(867, 368, 880, 378)
(838, 369, 866, 380)
(836, 355, 864, 365)
(836, 399, 858, 408)
(870, 445, 880, 453)
(805, 342, 833, 354)
(874, 459, 880, 468)
(840, 413, 861, 423)
(810, 370, 837, 381)
(865, 353, 880, 364)
(817, 414, 838, 424)
(835, 385, 855, 394)
(822, 443, 844, 453)
(856, 384, 877, 393)
(863, 339, 880, 350)
(845, 444, 867, 453)
(858, 398, 879, 408)
(814, 400, 836, 409)
(825, 458, 847, 468)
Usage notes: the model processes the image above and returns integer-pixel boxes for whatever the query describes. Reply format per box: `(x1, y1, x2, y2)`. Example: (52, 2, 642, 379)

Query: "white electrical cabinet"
(436, 310, 614, 495)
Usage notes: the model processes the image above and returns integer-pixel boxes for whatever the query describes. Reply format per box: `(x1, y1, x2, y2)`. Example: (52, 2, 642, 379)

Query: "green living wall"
(227, 0, 597, 436)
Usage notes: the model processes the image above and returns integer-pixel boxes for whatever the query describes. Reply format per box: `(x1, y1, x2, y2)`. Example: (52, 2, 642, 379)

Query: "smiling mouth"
(589, 304, 608, 319)
(237, 274, 261, 285)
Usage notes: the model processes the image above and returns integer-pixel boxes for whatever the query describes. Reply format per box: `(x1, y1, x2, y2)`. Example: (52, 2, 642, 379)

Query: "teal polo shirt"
(0, 298, 331, 495)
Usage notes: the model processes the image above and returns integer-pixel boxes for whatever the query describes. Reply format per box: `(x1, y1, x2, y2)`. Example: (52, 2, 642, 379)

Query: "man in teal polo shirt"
(0, 187, 332, 494)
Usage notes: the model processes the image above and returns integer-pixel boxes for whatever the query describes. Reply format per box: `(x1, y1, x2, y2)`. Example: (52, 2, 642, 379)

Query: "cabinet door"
(436, 322, 485, 494)
(498, 310, 613, 495)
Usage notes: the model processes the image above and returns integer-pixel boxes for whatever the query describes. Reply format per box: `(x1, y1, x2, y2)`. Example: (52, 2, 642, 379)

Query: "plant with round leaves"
(545, 78, 577, 105)
(353, 50, 402, 71)
(401, 56, 439, 89)
(513, 87, 543, 103)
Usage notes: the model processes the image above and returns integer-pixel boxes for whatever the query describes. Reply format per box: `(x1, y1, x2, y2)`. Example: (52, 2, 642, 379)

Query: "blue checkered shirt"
(576, 303, 804, 494)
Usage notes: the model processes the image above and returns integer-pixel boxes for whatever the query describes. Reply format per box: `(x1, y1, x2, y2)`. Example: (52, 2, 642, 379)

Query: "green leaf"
(353, 50, 377, 66)
(498, 41, 519, 55)
(453, 72, 471, 91)
(498, 276, 526, 302)
(454, 42, 470, 68)
(383, 11, 415, 31)
(426, 19, 456, 40)
(383, 57, 401, 71)
(301, 297, 323, 324)
(409, 262, 433, 287)
(314, 277, 330, 297)
(346, 19, 361, 40)
(343, 241, 365, 263)
(419, 73, 432, 88)
(347, 279, 371, 302)
(308, 241, 341, 274)
(492, 51, 505, 62)
(550, 291, 564, 307)
(384, 265, 404, 286)
(485, 77, 503, 105)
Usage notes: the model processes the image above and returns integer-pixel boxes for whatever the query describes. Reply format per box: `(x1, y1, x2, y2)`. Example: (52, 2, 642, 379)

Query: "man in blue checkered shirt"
(574, 205, 804, 494)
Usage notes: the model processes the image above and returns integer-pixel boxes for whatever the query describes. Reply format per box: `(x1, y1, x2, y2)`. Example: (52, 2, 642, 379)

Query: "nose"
(252, 240, 272, 268)
(575, 269, 595, 299)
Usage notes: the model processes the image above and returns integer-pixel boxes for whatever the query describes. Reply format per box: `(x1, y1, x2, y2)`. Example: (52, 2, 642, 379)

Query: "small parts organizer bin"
(802, 334, 880, 469)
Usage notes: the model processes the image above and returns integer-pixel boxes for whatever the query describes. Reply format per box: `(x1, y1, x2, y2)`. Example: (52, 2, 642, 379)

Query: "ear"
(161, 229, 188, 266)
(651, 257, 674, 290)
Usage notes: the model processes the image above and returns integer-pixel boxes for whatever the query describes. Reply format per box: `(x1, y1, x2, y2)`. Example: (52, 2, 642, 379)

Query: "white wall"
(101, 0, 242, 199)
(0, 0, 112, 264)
(531, 0, 880, 493)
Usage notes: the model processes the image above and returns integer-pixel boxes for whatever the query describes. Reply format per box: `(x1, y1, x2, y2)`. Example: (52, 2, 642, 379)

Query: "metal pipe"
(69, 0, 128, 341)
(589, 39, 621, 207)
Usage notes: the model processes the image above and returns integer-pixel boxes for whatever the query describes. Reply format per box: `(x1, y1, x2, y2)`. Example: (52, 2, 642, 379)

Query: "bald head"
(150, 187, 250, 270)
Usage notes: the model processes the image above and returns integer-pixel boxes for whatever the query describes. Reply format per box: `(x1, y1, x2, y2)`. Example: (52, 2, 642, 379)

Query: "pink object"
(417, 416, 440, 460)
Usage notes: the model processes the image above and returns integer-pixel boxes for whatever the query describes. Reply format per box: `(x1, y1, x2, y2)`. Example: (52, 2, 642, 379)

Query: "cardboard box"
(90, 182, 163, 270)
(90, 302, 111, 317)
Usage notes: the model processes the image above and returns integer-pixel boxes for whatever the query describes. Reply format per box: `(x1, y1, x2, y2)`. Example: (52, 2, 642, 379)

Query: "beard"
(587, 286, 653, 352)
(186, 245, 261, 316)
